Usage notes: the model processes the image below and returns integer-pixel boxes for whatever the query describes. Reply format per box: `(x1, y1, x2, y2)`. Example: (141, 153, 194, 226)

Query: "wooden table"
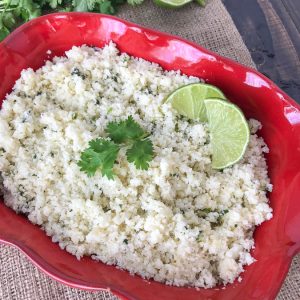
(223, 0, 300, 103)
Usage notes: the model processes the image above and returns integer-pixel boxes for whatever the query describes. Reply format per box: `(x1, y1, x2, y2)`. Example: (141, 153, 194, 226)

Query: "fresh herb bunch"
(78, 116, 154, 179)
(0, 0, 142, 41)
(0, 0, 206, 41)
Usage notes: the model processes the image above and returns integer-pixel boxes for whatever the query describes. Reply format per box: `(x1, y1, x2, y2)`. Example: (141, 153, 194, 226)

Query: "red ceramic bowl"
(0, 13, 300, 300)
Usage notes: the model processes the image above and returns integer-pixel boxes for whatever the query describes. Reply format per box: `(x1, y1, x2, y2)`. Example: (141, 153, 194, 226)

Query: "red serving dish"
(0, 13, 300, 300)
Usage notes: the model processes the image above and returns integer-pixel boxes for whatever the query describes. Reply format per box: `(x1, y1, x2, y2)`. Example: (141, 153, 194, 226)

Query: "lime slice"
(165, 83, 226, 121)
(153, 0, 193, 8)
(204, 99, 250, 169)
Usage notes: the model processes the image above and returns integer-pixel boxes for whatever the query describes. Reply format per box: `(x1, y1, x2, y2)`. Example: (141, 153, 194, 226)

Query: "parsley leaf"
(106, 116, 145, 144)
(77, 138, 120, 179)
(126, 139, 153, 170)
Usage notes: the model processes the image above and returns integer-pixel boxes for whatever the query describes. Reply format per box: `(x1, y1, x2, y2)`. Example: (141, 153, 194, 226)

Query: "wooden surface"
(223, 0, 300, 103)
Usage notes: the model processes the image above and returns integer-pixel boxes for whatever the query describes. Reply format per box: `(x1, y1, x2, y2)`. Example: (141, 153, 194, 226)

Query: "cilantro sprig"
(0, 0, 207, 42)
(78, 116, 154, 179)
(126, 139, 153, 170)
(0, 0, 142, 41)
(77, 139, 120, 179)
(106, 115, 146, 143)
(0, 0, 40, 40)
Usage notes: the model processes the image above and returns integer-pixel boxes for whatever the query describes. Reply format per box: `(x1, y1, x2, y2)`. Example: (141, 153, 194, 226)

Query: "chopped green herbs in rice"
(0, 43, 272, 288)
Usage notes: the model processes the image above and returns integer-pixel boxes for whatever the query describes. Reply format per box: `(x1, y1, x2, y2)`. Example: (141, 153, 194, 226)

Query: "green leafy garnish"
(0, 0, 41, 41)
(78, 116, 154, 179)
(78, 138, 120, 179)
(47, 0, 63, 9)
(72, 0, 97, 11)
(0, 0, 207, 42)
(106, 116, 145, 144)
(126, 139, 154, 170)
(127, 0, 144, 5)
(0, 0, 141, 42)
(98, 0, 115, 14)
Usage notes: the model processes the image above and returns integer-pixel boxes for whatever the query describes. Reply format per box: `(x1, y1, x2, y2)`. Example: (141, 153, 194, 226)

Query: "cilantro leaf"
(78, 138, 120, 179)
(0, 0, 147, 42)
(0, 16, 10, 41)
(47, 0, 63, 9)
(77, 148, 101, 177)
(2, 12, 16, 28)
(126, 139, 153, 170)
(72, 0, 96, 11)
(106, 116, 145, 144)
(72, 0, 87, 11)
(0, 24, 9, 40)
(19, 1, 41, 21)
(99, 0, 115, 14)
(0, 3, 18, 41)
(112, 0, 126, 4)
(127, 0, 144, 5)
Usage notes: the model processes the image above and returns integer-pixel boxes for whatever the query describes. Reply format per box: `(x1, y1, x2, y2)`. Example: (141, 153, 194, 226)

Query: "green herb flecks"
(196, 208, 230, 229)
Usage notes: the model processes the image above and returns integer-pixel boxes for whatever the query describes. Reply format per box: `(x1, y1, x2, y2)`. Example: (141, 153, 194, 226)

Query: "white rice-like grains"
(0, 43, 272, 288)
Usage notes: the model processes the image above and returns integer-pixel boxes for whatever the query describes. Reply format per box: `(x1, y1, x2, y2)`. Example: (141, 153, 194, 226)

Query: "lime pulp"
(165, 83, 226, 122)
(204, 98, 250, 169)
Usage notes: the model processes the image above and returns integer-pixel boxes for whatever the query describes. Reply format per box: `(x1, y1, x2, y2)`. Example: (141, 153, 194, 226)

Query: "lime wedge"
(204, 99, 250, 169)
(153, 0, 193, 8)
(165, 83, 226, 122)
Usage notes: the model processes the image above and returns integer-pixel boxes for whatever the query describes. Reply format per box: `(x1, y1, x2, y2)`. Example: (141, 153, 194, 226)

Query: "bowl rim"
(2, 12, 300, 111)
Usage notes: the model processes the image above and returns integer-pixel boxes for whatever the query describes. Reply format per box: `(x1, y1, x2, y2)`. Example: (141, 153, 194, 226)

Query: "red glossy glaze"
(0, 13, 299, 300)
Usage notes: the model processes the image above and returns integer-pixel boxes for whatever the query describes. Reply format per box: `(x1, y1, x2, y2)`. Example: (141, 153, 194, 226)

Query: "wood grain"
(223, 0, 300, 103)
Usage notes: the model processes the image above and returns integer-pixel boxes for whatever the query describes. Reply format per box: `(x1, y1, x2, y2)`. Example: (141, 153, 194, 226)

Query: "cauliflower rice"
(0, 43, 272, 288)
